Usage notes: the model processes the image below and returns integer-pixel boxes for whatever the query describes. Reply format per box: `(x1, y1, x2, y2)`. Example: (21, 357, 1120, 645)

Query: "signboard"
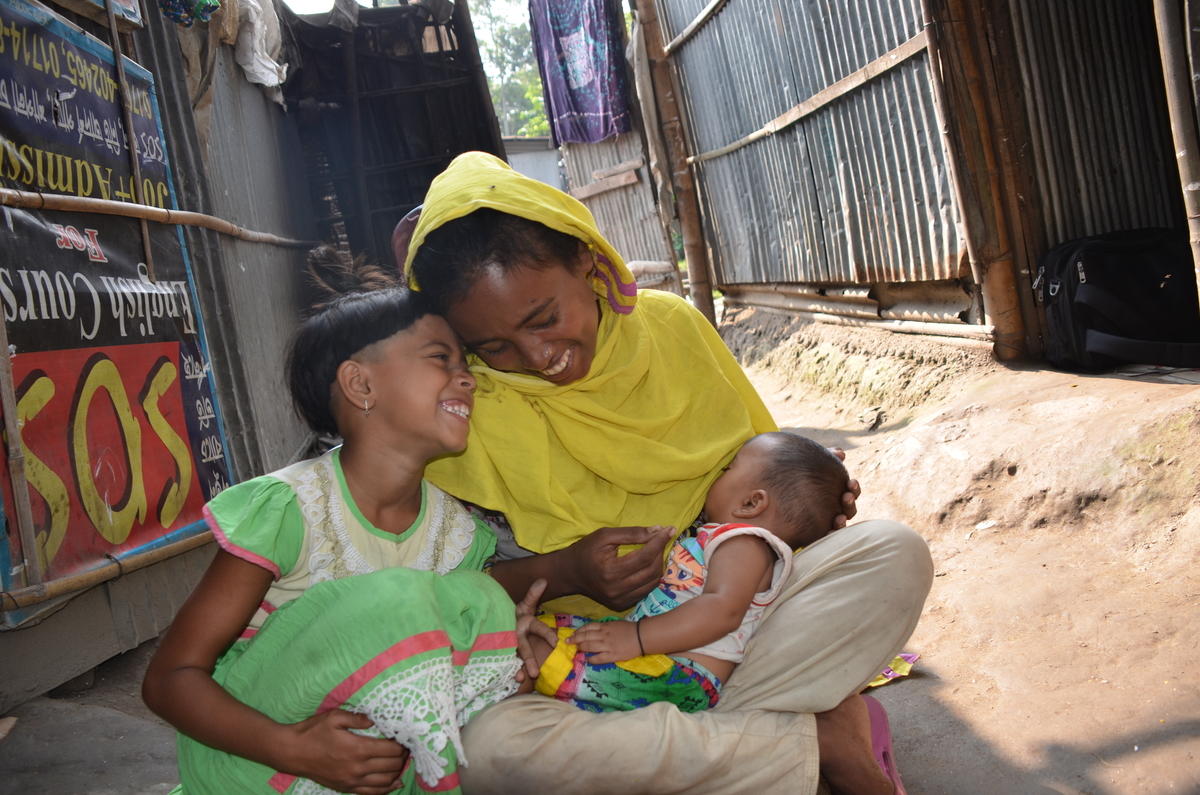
(0, 0, 230, 588)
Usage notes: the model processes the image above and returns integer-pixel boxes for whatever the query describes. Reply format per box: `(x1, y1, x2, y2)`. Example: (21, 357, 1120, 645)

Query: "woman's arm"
(571, 535, 774, 662)
(142, 550, 409, 795)
(488, 525, 673, 610)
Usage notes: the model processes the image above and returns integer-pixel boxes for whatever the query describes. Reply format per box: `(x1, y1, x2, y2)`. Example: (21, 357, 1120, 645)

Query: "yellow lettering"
(15, 374, 70, 568)
(75, 158, 93, 197)
(93, 164, 111, 201)
(45, 151, 73, 194)
(17, 143, 33, 185)
(139, 358, 191, 528)
(72, 355, 146, 544)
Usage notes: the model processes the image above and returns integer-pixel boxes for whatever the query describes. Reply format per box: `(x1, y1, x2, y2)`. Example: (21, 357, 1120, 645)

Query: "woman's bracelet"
(635, 619, 646, 656)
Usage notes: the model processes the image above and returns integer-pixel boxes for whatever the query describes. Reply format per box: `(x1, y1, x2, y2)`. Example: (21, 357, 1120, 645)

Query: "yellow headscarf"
(406, 151, 638, 315)
(410, 153, 776, 614)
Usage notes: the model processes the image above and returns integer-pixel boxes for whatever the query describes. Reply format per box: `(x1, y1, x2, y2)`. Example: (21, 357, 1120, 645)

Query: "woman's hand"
(562, 525, 673, 611)
(827, 447, 862, 528)
(283, 710, 411, 795)
(571, 620, 641, 664)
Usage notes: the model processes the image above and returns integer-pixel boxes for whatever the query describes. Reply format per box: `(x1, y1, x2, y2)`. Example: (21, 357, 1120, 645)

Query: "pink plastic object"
(863, 694, 907, 795)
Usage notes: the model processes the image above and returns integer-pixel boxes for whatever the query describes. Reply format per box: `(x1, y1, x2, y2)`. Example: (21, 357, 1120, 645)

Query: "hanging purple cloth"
(528, 0, 633, 145)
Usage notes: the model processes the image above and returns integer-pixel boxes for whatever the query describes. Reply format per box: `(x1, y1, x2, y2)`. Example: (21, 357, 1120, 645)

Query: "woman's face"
(445, 254, 601, 384)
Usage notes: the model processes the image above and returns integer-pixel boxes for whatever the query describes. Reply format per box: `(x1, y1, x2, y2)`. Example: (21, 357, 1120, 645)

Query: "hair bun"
(305, 245, 398, 310)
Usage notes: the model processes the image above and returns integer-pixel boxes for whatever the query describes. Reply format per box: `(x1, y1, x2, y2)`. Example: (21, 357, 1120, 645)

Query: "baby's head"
(703, 432, 849, 550)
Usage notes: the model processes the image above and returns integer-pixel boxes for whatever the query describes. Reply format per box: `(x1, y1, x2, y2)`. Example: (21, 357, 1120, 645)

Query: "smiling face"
(354, 314, 476, 457)
(444, 254, 601, 385)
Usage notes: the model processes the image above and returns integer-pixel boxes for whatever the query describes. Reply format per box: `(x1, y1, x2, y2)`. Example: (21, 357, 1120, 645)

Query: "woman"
(403, 152, 932, 794)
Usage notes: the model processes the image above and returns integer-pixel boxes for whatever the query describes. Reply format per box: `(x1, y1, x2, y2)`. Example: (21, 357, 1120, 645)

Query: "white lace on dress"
(411, 484, 478, 574)
(295, 460, 477, 586)
(286, 651, 521, 792)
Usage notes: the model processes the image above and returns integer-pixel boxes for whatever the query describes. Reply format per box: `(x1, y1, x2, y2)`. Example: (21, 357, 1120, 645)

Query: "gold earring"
(363, 400, 371, 417)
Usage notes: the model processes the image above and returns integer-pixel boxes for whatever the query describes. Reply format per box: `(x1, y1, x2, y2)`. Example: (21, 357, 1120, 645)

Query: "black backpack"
(1034, 228, 1200, 372)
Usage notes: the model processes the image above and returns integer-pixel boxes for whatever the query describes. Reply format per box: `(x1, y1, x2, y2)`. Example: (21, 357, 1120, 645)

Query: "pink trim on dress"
(267, 628, 517, 792)
(420, 770, 461, 792)
(317, 629, 518, 713)
(238, 602, 276, 639)
(317, 629, 449, 714)
(205, 505, 282, 580)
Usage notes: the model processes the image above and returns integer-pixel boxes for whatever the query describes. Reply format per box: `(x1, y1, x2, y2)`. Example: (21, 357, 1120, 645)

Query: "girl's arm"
(142, 550, 409, 795)
(570, 535, 775, 662)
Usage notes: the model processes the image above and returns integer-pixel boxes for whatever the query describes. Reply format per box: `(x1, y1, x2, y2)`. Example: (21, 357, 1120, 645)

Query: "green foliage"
(474, 0, 549, 138)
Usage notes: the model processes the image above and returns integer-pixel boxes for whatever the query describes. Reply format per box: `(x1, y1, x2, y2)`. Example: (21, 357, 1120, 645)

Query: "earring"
(362, 400, 371, 417)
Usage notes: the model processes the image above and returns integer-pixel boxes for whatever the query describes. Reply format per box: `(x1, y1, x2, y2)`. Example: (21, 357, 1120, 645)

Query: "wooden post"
(0, 315, 43, 588)
(631, 0, 716, 326)
(1153, 0, 1200, 303)
(924, 0, 1027, 360)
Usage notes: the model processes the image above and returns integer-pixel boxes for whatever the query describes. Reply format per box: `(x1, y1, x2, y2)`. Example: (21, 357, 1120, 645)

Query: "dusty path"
(728, 305, 1200, 794)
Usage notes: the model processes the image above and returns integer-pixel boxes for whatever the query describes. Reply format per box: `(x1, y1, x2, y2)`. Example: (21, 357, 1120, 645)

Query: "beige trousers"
(460, 520, 933, 795)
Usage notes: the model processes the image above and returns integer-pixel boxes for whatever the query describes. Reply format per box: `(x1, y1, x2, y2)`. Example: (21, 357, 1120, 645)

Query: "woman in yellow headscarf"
(407, 151, 775, 617)
(404, 152, 932, 795)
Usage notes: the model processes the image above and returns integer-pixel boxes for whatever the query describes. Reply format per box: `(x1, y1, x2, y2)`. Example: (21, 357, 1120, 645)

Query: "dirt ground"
(2, 305, 1198, 794)
(722, 305, 1200, 794)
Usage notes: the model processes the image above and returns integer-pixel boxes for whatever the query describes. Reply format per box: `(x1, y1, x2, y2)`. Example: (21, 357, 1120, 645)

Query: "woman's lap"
(460, 519, 933, 795)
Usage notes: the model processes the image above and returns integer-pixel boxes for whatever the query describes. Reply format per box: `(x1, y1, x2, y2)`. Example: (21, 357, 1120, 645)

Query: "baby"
(531, 431, 848, 712)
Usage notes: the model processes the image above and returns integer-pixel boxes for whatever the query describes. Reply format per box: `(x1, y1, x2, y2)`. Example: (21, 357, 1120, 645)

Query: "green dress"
(175, 449, 519, 794)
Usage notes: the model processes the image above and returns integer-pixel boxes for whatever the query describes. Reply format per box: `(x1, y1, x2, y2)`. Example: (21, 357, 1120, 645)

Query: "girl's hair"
(287, 246, 433, 436)
(755, 432, 848, 542)
(410, 208, 583, 312)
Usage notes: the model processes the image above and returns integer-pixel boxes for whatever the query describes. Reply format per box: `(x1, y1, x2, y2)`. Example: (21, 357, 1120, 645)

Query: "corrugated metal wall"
(658, 0, 964, 287)
(1008, 0, 1180, 247)
(561, 134, 676, 264)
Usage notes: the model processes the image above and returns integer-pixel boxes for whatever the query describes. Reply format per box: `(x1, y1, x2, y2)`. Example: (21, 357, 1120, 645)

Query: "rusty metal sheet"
(660, 0, 963, 286)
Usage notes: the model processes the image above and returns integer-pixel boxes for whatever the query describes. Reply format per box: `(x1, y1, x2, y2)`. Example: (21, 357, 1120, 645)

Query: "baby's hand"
(570, 620, 643, 664)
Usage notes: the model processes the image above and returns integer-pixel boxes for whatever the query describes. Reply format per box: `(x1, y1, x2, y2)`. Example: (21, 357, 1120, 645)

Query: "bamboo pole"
(0, 188, 316, 247)
(722, 290, 995, 342)
(1153, 0, 1200, 302)
(632, 0, 716, 325)
(0, 315, 43, 589)
(0, 529, 212, 611)
(925, 0, 1026, 359)
(688, 32, 929, 165)
(662, 0, 728, 57)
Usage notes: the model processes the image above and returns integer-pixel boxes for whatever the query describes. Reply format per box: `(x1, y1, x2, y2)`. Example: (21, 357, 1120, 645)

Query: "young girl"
(142, 250, 549, 795)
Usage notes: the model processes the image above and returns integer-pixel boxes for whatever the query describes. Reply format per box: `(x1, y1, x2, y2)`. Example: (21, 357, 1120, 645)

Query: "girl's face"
(358, 314, 476, 455)
(444, 253, 601, 385)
